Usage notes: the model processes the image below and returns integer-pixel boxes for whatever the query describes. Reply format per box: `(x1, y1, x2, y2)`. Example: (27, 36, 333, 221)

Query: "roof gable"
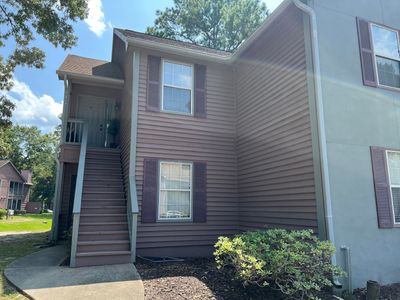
(0, 160, 29, 183)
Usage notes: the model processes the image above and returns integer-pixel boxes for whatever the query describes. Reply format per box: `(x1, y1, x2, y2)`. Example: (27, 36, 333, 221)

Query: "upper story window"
(7, 181, 23, 210)
(162, 61, 193, 114)
(386, 151, 400, 224)
(371, 24, 400, 89)
(159, 161, 192, 220)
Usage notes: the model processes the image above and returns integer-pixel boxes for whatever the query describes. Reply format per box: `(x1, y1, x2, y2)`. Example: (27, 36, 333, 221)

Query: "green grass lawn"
(0, 232, 50, 299)
(0, 213, 52, 232)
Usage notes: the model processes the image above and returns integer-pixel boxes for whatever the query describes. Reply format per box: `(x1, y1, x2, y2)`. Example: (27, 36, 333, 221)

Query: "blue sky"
(1, 0, 284, 133)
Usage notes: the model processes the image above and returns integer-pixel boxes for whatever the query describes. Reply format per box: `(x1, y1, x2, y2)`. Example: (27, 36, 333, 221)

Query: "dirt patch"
(136, 257, 335, 300)
(353, 283, 400, 299)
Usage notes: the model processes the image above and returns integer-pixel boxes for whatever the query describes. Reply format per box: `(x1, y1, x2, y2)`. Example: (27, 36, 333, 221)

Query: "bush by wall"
(14, 210, 26, 215)
(214, 229, 345, 300)
(0, 209, 6, 219)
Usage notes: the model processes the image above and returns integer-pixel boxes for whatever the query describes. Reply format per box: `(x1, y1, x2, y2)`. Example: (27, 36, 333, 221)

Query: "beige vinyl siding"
(235, 4, 318, 232)
(134, 49, 238, 256)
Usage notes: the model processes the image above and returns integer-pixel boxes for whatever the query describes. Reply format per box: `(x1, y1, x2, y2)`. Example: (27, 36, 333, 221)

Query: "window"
(158, 161, 192, 220)
(386, 151, 400, 223)
(162, 61, 193, 114)
(7, 181, 23, 210)
(371, 24, 400, 89)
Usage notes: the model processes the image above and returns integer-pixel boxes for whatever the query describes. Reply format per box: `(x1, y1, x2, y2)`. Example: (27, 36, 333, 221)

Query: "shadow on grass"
(136, 257, 282, 300)
(0, 231, 50, 299)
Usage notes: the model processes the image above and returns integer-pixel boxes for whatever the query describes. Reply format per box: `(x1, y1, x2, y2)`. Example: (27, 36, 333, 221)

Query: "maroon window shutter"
(193, 162, 207, 222)
(194, 64, 207, 118)
(141, 159, 158, 223)
(147, 56, 161, 111)
(356, 18, 377, 87)
(370, 147, 393, 228)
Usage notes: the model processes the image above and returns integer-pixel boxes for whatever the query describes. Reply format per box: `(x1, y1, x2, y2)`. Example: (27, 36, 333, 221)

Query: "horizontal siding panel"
(236, 5, 317, 232)
(135, 49, 239, 252)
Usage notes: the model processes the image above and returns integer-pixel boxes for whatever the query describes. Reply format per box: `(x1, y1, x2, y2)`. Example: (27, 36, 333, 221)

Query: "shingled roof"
(57, 55, 124, 80)
(115, 29, 231, 58)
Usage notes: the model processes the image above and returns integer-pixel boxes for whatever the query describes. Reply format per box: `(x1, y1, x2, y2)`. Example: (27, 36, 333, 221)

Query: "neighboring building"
(0, 160, 32, 210)
(50, 0, 400, 291)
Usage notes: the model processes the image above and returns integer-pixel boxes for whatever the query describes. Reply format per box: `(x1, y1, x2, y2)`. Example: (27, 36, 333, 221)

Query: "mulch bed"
(136, 257, 335, 300)
(353, 283, 400, 299)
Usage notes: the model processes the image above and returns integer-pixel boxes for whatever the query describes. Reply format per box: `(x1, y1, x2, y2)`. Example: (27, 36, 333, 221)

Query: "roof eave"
(56, 71, 125, 88)
(125, 37, 232, 64)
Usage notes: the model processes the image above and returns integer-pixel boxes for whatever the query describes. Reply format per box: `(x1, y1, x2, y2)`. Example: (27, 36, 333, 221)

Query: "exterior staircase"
(75, 148, 131, 267)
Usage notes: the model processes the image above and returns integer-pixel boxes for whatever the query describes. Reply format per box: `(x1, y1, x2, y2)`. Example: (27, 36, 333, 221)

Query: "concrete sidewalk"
(4, 245, 144, 300)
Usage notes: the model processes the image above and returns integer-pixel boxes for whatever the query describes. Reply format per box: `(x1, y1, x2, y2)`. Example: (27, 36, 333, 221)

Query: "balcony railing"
(65, 119, 84, 144)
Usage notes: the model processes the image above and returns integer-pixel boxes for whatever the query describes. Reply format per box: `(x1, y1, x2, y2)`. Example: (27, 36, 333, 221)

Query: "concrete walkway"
(4, 245, 144, 300)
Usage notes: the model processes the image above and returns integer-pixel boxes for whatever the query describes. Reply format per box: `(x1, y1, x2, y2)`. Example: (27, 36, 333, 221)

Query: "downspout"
(128, 49, 140, 262)
(292, 0, 342, 287)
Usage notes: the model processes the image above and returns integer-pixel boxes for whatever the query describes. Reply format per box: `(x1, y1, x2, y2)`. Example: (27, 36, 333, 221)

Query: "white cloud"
(85, 0, 106, 37)
(1, 79, 62, 133)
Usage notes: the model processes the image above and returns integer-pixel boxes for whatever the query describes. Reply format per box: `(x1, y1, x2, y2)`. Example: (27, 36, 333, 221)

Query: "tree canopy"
(0, 125, 59, 209)
(0, 0, 88, 124)
(146, 0, 269, 52)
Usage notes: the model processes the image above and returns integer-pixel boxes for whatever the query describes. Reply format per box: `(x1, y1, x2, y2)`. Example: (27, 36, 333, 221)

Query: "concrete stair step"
(83, 187, 123, 194)
(84, 171, 123, 177)
(75, 252, 131, 267)
(87, 148, 120, 154)
(86, 160, 120, 166)
(83, 192, 125, 200)
(84, 171, 123, 182)
(79, 221, 128, 232)
(81, 199, 126, 206)
(85, 165, 121, 170)
(77, 240, 130, 252)
(78, 230, 129, 241)
(80, 213, 127, 223)
(81, 206, 126, 214)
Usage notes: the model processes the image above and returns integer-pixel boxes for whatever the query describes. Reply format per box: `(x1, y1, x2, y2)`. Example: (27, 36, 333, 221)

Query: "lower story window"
(159, 161, 192, 220)
(7, 199, 21, 210)
(387, 151, 400, 223)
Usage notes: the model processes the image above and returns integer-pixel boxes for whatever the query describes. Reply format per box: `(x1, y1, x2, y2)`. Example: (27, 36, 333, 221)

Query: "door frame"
(76, 94, 117, 147)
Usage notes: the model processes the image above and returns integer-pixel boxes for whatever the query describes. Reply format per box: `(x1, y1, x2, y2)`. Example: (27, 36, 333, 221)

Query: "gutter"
(56, 71, 125, 87)
(291, 0, 342, 287)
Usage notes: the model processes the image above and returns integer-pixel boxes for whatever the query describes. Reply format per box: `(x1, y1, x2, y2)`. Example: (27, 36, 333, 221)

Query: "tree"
(0, 0, 88, 123)
(7, 125, 59, 209)
(146, 0, 269, 52)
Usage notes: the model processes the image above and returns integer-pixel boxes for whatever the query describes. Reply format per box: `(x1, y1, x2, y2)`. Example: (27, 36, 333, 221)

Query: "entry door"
(77, 96, 107, 147)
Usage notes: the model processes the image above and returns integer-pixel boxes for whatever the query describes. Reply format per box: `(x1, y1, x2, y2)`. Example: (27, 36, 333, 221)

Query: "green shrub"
(14, 210, 26, 215)
(0, 209, 6, 219)
(214, 229, 345, 300)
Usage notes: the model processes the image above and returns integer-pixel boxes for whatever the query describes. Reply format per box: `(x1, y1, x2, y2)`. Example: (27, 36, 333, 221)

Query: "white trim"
(369, 23, 400, 90)
(157, 161, 193, 222)
(161, 59, 194, 115)
(56, 71, 124, 87)
(385, 150, 400, 225)
(113, 28, 129, 51)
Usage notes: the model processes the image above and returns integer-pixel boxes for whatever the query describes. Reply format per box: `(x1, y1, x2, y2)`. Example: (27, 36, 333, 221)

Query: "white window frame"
(370, 23, 400, 91)
(158, 161, 193, 222)
(385, 150, 400, 225)
(161, 59, 194, 115)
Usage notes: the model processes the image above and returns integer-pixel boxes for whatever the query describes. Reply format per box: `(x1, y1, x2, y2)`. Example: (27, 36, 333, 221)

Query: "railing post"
(70, 124, 88, 267)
